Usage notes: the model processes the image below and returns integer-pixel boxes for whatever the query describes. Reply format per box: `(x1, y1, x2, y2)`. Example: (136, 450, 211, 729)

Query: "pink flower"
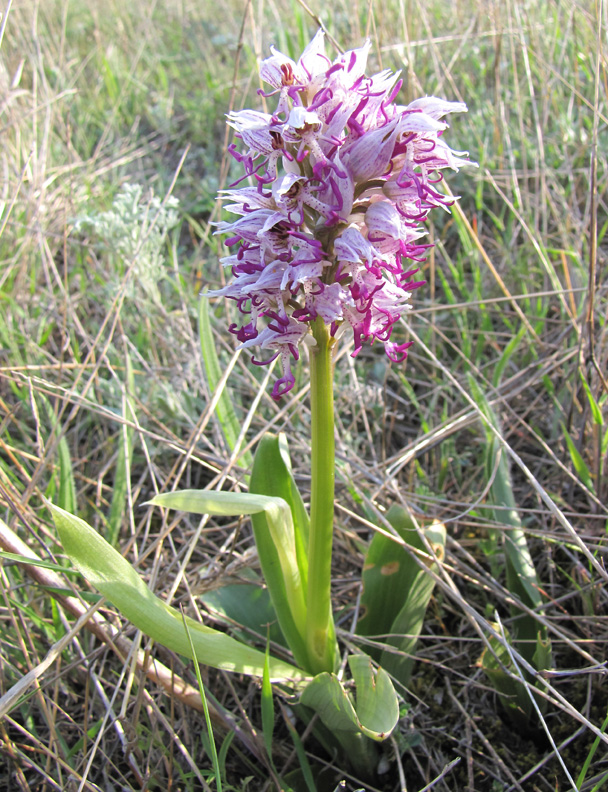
(211, 31, 475, 398)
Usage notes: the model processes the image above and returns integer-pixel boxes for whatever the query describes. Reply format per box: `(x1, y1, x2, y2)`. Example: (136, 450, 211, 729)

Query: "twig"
(416, 758, 461, 792)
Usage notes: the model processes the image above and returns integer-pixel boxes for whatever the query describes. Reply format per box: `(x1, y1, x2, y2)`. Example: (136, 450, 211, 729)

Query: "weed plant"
(0, 0, 607, 790)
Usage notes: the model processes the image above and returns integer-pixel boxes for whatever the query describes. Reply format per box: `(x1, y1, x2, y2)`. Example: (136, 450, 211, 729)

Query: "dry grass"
(0, 0, 607, 789)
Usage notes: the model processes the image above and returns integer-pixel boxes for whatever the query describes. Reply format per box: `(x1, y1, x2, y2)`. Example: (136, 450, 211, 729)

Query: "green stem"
(305, 318, 337, 674)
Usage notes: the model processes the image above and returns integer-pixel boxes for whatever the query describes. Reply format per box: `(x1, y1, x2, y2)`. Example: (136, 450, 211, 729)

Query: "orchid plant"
(51, 31, 472, 780)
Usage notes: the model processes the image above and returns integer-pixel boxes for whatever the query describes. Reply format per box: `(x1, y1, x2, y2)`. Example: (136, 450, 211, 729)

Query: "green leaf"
(250, 433, 309, 589)
(66, 720, 103, 759)
(576, 707, 608, 790)
(150, 487, 310, 671)
(199, 293, 252, 469)
(348, 654, 399, 738)
(356, 506, 446, 686)
(479, 625, 534, 727)
(249, 435, 312, 671)
(49, 502, 306, 682)
(488, 449, 545, 614)
(39, 586, 102, 603)
(281, 719, 317, 792)
(200, 580, 284, 647)
(300, 655, 399, 741)
(0, 550, 78, 575)
(492, 324, 527, 388)
(217, 732, 235, 786)
(149, 488, 278, 518)
(101, 53, 119, 102)
(474, 386, 551, 672)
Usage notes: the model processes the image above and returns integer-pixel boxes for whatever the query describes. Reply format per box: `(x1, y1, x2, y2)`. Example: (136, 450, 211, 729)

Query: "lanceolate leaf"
(249, 434, 309, 592)
(490, 442, 550, 666)
(248, 436, 312, 671)
(479, 626, 534, 727)
(149, 489, 281, 518)
(50, 503, 306, 682)
(200, 580, 284, 648)
(357, 506, 446, 686)
(149, 488, 310, 672)
(475, 385, 551, 670)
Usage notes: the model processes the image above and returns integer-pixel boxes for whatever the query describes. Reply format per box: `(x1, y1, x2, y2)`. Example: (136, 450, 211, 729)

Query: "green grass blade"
(66, 720, 103, 760)
(39, 394, 77, 515)
(590, 773, 608, 792)
(0, 551, 77, 574)
(199, 293, 252, 469)
(561, 421, 596, 494)
(579, 371, 605, 426)
(282, 714, 316, 792)
(492, 324, 527, 388)
(261, 641, 275, 763)
(106, 354, 135, 546)
(182, 611, 222, 792)
(217, 732, 235, 784)
(577, 708, 608, 790)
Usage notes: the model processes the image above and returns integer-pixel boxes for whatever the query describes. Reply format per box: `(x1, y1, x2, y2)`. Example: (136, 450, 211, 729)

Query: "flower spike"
(211, 31, 475, 398)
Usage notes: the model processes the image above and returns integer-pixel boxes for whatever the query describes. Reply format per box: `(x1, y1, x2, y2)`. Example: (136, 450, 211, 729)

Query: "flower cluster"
(210, 31, 473, 399)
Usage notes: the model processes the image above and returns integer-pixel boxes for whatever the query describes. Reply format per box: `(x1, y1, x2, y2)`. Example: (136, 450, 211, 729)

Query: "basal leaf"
(357, 506, 445, 686)
(50, 503, 306, 682)
(150, 487, 310, 671)
(475, 386, 551, 671)
(300, 655, 398, 741)
(478, 624, 537, 727)
(200, 580, 284, 647)
(348, 654, 399, 739)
